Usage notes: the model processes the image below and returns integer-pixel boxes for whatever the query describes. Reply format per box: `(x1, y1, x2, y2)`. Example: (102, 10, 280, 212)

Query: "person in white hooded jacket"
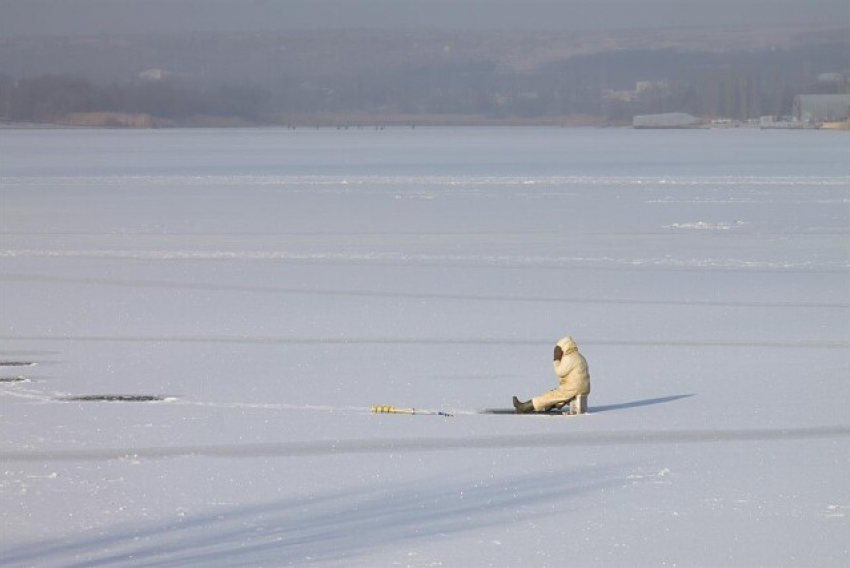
(513, 335, 590, 413)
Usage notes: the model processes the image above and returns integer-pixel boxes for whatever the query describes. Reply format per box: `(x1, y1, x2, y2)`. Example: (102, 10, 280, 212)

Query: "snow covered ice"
(1, 127, 848, 567)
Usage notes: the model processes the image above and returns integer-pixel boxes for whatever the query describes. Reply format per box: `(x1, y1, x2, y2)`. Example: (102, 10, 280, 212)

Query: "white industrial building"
(633, 112, 702, 129)
(793, 95, 850, 125)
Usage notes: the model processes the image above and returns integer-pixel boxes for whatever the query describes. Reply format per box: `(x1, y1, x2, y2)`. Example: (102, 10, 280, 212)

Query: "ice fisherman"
(513, 335, 590, 413)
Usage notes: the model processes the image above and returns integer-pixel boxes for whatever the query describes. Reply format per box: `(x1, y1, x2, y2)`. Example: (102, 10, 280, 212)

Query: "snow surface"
(1, 127, 848, 567)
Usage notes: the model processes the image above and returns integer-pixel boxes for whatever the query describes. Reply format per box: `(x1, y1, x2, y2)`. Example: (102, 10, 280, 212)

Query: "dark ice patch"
(0, 376, 30, 383)
(480, 408, 569, 416)
(59, 395, 169, 402)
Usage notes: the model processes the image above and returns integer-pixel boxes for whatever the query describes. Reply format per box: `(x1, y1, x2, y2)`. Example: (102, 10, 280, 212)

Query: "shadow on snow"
(590, 394, 695, 413)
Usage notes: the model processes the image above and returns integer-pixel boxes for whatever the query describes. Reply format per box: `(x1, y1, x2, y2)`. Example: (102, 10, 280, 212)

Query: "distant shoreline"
(0, 113, 624, 129)
(3, 118, 845, 130)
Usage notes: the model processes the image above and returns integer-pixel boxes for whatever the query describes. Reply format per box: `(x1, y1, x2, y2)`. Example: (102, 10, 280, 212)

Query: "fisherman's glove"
(554, 345, 564, 361)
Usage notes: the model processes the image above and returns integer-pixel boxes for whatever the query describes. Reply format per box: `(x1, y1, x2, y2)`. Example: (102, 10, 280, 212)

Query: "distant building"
(793, 95, 850, 124)
(138, 69, 170, 81)
(635, 80, 667, 94)
(816, 73, 845, 84)
(633, 112, 702, 129)
(605, 81, 668, 103)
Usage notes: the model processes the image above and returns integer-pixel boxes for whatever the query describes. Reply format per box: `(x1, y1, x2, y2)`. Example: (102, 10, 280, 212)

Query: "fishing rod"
(370, 405, 453, 417)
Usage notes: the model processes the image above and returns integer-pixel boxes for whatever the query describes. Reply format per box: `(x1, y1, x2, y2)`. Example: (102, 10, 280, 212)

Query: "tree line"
(1, 43, 846, 125)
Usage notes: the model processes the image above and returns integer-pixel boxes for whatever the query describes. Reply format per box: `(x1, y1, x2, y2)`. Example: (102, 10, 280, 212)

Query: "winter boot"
(512, 396, 535, 414)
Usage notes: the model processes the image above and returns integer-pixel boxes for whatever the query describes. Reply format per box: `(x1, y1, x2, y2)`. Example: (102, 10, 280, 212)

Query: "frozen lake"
(1, 127, 849, 567)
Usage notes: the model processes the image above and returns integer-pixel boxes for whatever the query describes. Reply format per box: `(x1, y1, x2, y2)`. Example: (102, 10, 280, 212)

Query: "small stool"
(569, 394, 588, 415)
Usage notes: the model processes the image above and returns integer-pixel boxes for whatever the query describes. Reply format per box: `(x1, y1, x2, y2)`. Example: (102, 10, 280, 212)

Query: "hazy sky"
(1, 0, 848, 36)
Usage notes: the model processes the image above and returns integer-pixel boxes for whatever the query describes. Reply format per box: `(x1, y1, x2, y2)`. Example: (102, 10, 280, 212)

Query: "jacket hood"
(556, 335, 578, 355)
(553, 335, 579, 377)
